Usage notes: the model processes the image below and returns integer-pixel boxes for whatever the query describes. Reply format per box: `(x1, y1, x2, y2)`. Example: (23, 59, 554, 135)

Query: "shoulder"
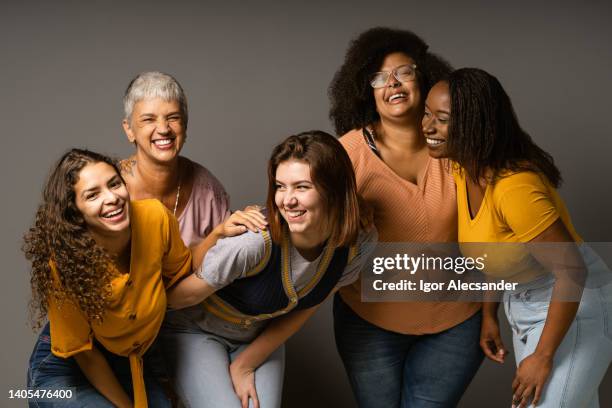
(187, 158, 228, 198)
(338, 129, 364, 154)
(492, 171, 551, 199)
(211, 229, 269, 258)
(130, 199, 171, 232)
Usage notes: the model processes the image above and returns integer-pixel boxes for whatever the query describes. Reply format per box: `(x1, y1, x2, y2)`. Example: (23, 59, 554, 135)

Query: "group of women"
(24, 26, 611, 408)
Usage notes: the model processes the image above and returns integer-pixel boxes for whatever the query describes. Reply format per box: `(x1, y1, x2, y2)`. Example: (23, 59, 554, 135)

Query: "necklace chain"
(173, 172, 181, 216)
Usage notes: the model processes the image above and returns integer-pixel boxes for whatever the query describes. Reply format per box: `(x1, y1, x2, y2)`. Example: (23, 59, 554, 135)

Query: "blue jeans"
(333, 295, 483, 408)
(27, 323, 171, 407)
(504, 246, 612, 407)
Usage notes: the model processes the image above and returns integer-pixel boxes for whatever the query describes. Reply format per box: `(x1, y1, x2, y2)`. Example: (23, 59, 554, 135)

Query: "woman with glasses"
(329, 27, 483, 407)
(162, 131, 377, 408)
(422, 68, 612, 408)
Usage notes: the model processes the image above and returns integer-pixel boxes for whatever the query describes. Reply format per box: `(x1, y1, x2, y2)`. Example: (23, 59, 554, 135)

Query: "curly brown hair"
(23, 149, 124, 328)
(329, 27, 452, 135)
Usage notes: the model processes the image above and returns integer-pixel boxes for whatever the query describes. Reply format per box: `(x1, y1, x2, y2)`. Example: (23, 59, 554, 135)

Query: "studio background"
(2, 0, 611, 406)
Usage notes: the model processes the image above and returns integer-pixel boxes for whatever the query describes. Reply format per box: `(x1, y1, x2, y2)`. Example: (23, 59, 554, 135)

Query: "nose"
(386, 71, 401, 88)
(283, 192, 298, 208)
(101, 188, 120, 204)
(422, 116, 434, 134)
(156, 118, 171, 135)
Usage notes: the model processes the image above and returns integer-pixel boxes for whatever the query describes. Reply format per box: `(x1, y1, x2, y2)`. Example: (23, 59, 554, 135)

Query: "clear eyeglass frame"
(369, 64, 418, 89)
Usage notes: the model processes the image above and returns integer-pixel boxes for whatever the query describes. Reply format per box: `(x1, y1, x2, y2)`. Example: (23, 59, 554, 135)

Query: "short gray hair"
(123, 71, 188, 127)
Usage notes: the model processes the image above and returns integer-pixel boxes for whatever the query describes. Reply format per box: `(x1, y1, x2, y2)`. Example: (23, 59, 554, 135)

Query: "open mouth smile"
(425, 137, 446, 146)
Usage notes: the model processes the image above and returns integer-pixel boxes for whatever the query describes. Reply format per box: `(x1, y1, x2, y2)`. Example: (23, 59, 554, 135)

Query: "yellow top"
(48, 199, 192, 407)
(455, 169, 581, 280)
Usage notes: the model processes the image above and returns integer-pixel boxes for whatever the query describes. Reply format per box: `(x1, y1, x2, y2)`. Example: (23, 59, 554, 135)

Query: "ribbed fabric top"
(338, 129, 481, 334)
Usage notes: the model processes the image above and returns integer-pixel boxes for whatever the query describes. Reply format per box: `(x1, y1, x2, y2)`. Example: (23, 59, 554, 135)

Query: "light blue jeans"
(160, 309, 285, 408)
(504, 246, 612, 407)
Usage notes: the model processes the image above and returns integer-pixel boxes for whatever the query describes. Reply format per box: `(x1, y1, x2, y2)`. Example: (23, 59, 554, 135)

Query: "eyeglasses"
(369, 64, 417, 88)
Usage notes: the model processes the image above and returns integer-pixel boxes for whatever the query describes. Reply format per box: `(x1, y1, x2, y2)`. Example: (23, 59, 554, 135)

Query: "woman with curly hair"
(162, 131, 377, 408)
(329, 27, 483, 407)
(422, 68, 612, 408)
(24, 149, 262, 408)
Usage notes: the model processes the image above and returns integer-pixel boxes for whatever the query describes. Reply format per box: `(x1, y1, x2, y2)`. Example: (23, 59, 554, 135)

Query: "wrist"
(533, 347, 555, 360)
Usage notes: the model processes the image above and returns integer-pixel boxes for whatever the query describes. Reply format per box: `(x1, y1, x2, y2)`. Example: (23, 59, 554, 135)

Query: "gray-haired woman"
(119, 71, 267, 404)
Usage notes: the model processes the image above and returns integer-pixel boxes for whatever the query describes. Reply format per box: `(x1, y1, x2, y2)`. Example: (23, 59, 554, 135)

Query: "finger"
(512, 375, 520, 393)
(250, 387, 260, 408)
(480, 339, 501, 363)
(513, 384, 526, 407)
(231, 212, 264, 232)
(244, 209, 268, 225)
(533, 384, 542, 406)
(225, 224, 248, 236)
(241, 393, 249, 408)
(495, 338, 507, 361)
(519, 385, 534, 408)
(229, 214, 259, 233)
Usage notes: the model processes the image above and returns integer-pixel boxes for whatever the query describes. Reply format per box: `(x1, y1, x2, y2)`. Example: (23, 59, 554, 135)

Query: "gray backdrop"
(2, 0, 611, 406)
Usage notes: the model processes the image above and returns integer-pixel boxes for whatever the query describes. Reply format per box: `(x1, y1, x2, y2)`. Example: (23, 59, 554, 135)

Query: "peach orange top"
(339, 129, 480, 334)
(48, 199, 193, 407)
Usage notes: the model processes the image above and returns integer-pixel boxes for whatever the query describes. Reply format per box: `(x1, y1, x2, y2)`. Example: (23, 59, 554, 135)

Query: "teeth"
(154, 139, 173, 146)
(287, 210, 306, 217)
(103, 208, 123, 218)
(389, 93, 406, 101)
(426, 138, 445, 146)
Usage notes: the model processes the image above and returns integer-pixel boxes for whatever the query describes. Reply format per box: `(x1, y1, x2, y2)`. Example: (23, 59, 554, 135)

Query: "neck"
(375, 118, 426, 153)
(132, 152, 181, 196)
(290, 232, 326, 262)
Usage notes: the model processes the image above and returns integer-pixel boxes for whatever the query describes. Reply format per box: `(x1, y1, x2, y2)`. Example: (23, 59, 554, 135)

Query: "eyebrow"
(275, 180, 313, 185)
(138, 111, 182, 118)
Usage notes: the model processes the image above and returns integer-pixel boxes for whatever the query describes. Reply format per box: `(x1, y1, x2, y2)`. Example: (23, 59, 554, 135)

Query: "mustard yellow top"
(48, 199, 192, 408)
(455, 169, 581, 280)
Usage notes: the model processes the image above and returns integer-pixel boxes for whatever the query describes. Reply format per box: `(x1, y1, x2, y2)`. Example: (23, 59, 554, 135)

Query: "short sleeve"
(162, 208, 193, 288)
(496, 173, 560, 241)
(200, 230, 268, 289)
(47, 265, 93, 358)
(192, 164, 231, 237)
(335, 226, 379, 289)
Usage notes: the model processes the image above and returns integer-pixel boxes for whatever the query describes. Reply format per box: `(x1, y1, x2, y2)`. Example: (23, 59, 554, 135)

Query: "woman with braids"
(162, 131, 377, 408)
(329, 27, 483, 407)
(422, 68, 612, 407)
(24, 149, 263, 408)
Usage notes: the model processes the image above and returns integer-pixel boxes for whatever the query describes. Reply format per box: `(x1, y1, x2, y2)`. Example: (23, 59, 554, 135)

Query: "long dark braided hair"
(446, 68, 561, 187)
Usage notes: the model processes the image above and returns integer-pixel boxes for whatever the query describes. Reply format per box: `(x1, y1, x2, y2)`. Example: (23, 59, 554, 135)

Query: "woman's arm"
(480, 300, 507, 364)
(512, 218, 586, 408)
(73, 346, 133, 408)
(229, 305, 320, 408)
(167, 209, 268, 309)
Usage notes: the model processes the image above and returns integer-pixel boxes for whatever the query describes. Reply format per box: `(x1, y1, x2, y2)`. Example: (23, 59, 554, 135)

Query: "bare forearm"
(191, 226, 223, 270)
(482, 302, 499, 320)
(166, 274, 217, 309)
(534, 298, 579, 358)
(74, 347, 132, 408)
(233, 306, 319, 370)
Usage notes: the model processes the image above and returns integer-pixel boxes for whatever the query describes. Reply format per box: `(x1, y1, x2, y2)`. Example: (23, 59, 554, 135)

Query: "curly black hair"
(329, 27, 452, 135)
(446, 68, 562, 187)
(23, 149, 123, 328)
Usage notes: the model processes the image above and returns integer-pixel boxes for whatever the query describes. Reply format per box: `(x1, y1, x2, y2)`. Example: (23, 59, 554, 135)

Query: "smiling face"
(373, 52, 422, 122)
(122, 97, 186, 164)
(274, 159, 328, 248)
(74, 162, 130, 242)
(423, 81, 451, 158)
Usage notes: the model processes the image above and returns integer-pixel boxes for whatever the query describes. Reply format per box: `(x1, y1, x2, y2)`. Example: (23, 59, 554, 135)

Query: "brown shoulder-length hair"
(266, 130, 370, 247)
(23, 148, 123, 328)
